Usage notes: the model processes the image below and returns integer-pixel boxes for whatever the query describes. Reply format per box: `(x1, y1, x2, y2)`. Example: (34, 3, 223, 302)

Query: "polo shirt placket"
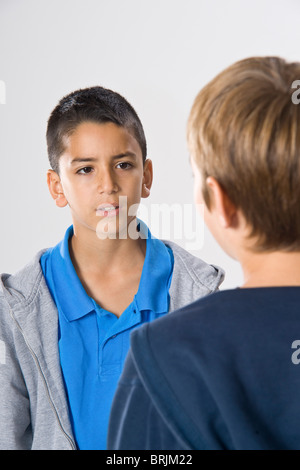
(40, 222, 173, 449)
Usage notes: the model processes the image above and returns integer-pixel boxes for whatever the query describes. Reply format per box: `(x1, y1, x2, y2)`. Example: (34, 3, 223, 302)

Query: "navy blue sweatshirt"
(107, 287, 300, 450)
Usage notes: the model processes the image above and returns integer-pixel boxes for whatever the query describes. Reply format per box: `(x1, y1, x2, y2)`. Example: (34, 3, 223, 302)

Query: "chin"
(96, 217, 119, 240)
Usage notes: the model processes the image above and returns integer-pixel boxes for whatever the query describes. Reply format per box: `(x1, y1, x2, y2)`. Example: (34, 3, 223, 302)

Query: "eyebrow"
(70, 152, 137, 165)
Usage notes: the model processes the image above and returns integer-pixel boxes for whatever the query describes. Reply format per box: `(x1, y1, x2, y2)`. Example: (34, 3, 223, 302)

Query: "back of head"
(47, 86, 147, 174)
(188, 56, 300, 251)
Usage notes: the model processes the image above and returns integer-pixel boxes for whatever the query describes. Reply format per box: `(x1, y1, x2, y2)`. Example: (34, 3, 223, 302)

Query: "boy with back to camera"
(0, 86, 224, 450)
(107, 56, 300, 450)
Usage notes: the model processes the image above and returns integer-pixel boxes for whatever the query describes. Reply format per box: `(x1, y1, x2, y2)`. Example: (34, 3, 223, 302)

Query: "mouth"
(96, 203, 120, 217)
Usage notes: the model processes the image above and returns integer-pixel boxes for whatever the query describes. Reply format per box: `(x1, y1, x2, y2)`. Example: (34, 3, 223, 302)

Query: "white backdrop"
(1, 0, 300, 289)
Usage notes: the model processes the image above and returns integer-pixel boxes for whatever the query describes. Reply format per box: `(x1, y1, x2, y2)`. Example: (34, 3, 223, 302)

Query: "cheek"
(128, 175, 143, 198)
(61, 179, 92, 206)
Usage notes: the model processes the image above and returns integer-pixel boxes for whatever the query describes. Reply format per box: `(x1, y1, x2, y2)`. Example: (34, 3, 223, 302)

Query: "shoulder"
(128, 290, 242, 400)
(164, 239, 225, 291)
(162, 239, 225, 309)
(131, 286, 296, 360)
(0, 248, 58, 356)
(0, 250, 50, 359)
(0, 249, 49, 309)
(131, 289, 242, 363)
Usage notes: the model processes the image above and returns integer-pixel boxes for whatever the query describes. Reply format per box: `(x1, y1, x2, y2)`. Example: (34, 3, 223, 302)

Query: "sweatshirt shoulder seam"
(164, 240, 219, 291)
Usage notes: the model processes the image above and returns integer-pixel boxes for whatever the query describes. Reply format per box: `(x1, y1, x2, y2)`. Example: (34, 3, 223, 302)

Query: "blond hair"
(187, 56, 300, 251)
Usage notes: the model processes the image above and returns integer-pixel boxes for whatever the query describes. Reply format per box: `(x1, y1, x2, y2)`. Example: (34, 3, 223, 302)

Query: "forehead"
(62, 121, 142, 158)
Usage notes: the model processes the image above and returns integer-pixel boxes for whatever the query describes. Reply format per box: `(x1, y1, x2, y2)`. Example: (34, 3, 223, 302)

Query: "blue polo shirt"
(40, 222, 173, 450)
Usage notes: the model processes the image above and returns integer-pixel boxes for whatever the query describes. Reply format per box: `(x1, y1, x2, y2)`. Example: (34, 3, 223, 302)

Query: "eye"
(116, 162, 132, 170)
(77, 166, 94, 174)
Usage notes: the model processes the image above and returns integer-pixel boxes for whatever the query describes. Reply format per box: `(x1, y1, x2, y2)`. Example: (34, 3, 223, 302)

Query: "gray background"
(1, 0, 300, 289)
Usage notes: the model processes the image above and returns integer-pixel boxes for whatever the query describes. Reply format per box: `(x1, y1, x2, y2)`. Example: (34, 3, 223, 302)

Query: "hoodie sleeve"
(164, 241, 225, 312)
(0, 296, 32, 449)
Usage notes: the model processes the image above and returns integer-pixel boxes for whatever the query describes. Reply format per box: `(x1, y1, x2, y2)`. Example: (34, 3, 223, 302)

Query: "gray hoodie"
(0, 241, 224, 450)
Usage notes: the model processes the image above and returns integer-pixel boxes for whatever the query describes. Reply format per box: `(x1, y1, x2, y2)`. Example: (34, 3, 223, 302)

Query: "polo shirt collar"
(49, 225, 95, 322)
(49, 221, 173, 322)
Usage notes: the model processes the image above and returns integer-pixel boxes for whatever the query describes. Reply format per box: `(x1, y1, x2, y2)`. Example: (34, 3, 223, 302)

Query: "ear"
(206, 177, 238, 228)
(47, 170, 68, 208)
(141, 159, 153, 199)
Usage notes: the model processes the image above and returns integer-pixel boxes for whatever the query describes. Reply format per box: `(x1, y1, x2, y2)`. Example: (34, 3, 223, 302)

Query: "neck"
(239, 249, 300, 288)
(69, 221, 146, 275)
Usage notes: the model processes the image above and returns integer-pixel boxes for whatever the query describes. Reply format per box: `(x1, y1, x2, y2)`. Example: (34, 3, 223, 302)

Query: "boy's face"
(48, 121, 152, 239)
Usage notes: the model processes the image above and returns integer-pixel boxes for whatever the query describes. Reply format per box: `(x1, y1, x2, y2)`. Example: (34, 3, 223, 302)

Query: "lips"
(96, 203, 120, 217)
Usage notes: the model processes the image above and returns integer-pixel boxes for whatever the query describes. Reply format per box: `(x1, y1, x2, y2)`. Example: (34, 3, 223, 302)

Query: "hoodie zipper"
(9, 307, 76, 450)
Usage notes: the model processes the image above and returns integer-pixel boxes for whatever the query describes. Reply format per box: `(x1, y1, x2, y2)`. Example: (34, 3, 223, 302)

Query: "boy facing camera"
(0, 87, 224, 450)
(107, 56, 300, 450)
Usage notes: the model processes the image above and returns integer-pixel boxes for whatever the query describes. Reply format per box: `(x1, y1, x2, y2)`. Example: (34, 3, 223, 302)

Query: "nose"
(97, 167, 118, 194)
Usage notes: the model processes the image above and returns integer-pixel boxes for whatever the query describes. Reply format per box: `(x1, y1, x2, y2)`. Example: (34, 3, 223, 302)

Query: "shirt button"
(133, 309, 137, 314)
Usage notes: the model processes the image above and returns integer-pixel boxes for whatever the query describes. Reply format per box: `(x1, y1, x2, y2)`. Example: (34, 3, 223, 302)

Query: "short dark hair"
(46, 86, 147, 173)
